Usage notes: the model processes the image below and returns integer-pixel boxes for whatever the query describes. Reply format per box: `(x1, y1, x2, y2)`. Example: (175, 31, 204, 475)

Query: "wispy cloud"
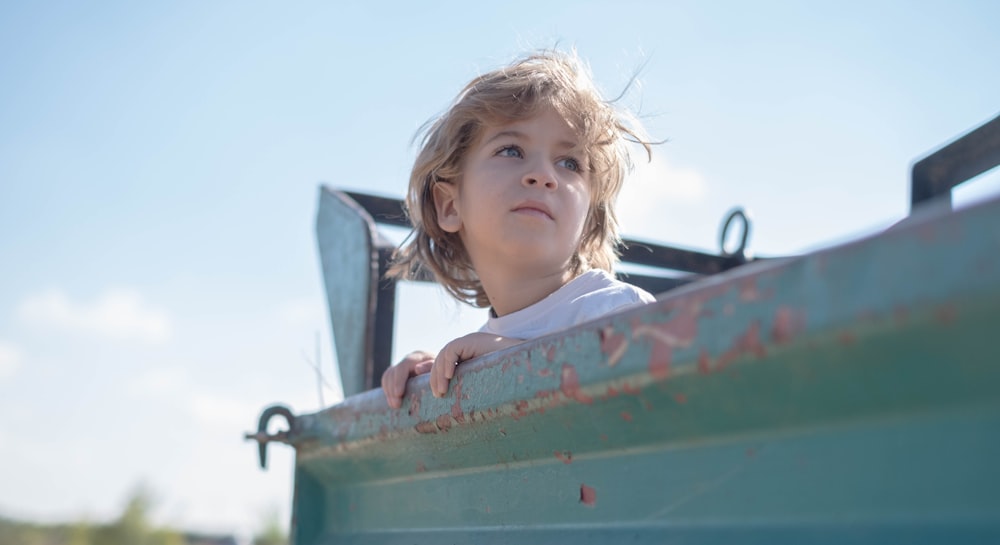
(618, 151, 708, 232)
(17, 288, 172, 344)
(0, 340, 22, 381)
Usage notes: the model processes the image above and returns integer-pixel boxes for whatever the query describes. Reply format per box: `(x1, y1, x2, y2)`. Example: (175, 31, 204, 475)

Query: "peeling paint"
(739, 278, 759, 301)
(698, 349, 711, 374)
(560, 365, 593, 404)
(620, 411, 633, 422)
(893, 306, 909, 325)
(407, 393, 421, 418)
(632, 307, 699, 381)
(435, 414, 453, 432)
(621, 382, 642, 396)
(513, 400, 530, 420)
(450, 381, 465, 424)
(545, 345, 557, 362)
(600, 325, 628, 367)
(580, 484, 597, 506)
(716, 321, 765, 370)
(772, 306, 805, 344)
(554, 450, 573, 464)
(935, 303, 958, 325)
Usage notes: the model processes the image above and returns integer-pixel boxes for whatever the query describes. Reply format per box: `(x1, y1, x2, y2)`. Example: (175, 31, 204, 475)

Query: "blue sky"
(1, 0, 998, 536)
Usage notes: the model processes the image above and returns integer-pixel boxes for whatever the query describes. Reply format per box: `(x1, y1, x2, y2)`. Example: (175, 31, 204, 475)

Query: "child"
(381, 50, 655, 408)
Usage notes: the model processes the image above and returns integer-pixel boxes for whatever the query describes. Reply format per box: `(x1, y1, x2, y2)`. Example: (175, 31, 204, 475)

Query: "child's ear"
(432, 182, 462, 233)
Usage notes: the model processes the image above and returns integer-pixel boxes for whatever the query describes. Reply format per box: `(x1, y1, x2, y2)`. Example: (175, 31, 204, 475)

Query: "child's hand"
(381, 350, 435, 409)
(430, 333, 523, 398)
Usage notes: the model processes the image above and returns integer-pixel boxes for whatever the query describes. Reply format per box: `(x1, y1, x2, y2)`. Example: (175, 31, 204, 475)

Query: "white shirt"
(479, 269, 656, 339)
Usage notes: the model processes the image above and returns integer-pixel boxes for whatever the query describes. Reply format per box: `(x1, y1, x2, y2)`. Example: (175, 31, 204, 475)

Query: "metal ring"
(720, 208, 751, 259)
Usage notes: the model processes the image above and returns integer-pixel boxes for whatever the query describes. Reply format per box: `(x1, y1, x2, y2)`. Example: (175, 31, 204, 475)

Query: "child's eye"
(557, 157, 581, 172)
(496, 145, 523, 158)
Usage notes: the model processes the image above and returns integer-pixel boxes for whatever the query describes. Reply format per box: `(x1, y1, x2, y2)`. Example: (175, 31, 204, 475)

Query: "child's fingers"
(414, 360, 433, 375)
(382, 369, 401, 408)
(431, 352, 456, 397)
(430, 358, 445, 397)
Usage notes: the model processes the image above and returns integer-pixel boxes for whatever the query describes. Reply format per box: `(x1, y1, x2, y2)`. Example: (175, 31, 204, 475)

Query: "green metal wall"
(282, 194, 1000, 544)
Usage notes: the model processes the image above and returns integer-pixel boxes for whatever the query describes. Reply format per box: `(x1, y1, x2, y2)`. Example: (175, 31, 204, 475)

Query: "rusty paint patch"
(538, 368, 552, 377)
(620, 411, 633, 422)
(673, 392, 687, 404)
(414, 421, 435, 434)
(605, 386, 619, 398)
(739, 278, 759, 301)
(580, 484, 597, 506)
(622, 382, 642, 395)
(416, 461, 427, 472)
(554, 450, 573, 464)
(560, 364, 593, 404)
(513, 400, 530, 420)
(698, 349, 712, 374)
(546, 345, 557, 362)
(716, 321, 765, 370)
(450, 380, 465, 424)
(935, 303, 958, 325)
(838, 331, 856, 345)
(435, 414, 453, 432)
(599, 433, 608, 442)
(600, 325, 628, 367)
(648, 343, 671, 380)
(893, 305, 909, 324)
(633, 308, 699, 381)
(632, 308, 698, 349)
(407, 393, 421, 417)
(772, 306, 805, 344)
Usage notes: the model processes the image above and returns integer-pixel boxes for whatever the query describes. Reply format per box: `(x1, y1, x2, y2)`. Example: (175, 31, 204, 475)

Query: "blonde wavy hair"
(389, 49, 651, 307)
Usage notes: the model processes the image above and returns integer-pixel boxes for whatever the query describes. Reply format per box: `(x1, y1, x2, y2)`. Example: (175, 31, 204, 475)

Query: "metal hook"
(244, 404, 296, 469)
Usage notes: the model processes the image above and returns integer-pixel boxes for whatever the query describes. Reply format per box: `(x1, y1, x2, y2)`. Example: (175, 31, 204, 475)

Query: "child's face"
(433, 105, 591, 278)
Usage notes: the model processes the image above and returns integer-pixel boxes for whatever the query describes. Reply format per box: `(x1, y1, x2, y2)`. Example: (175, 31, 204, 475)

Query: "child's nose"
(522, 163, 558, 190)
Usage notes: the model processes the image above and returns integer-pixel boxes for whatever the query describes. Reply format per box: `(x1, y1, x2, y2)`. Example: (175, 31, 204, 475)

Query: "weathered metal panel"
(290, 193, 1000, 544)
(315, 188, 379, 398)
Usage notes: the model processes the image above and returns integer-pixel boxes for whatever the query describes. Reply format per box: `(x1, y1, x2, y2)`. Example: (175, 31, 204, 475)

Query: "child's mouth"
(512, 202, 554, 220)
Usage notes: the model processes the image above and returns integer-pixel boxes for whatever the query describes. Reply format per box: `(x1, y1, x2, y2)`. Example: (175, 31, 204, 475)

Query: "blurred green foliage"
(0, 485, 287, 545)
